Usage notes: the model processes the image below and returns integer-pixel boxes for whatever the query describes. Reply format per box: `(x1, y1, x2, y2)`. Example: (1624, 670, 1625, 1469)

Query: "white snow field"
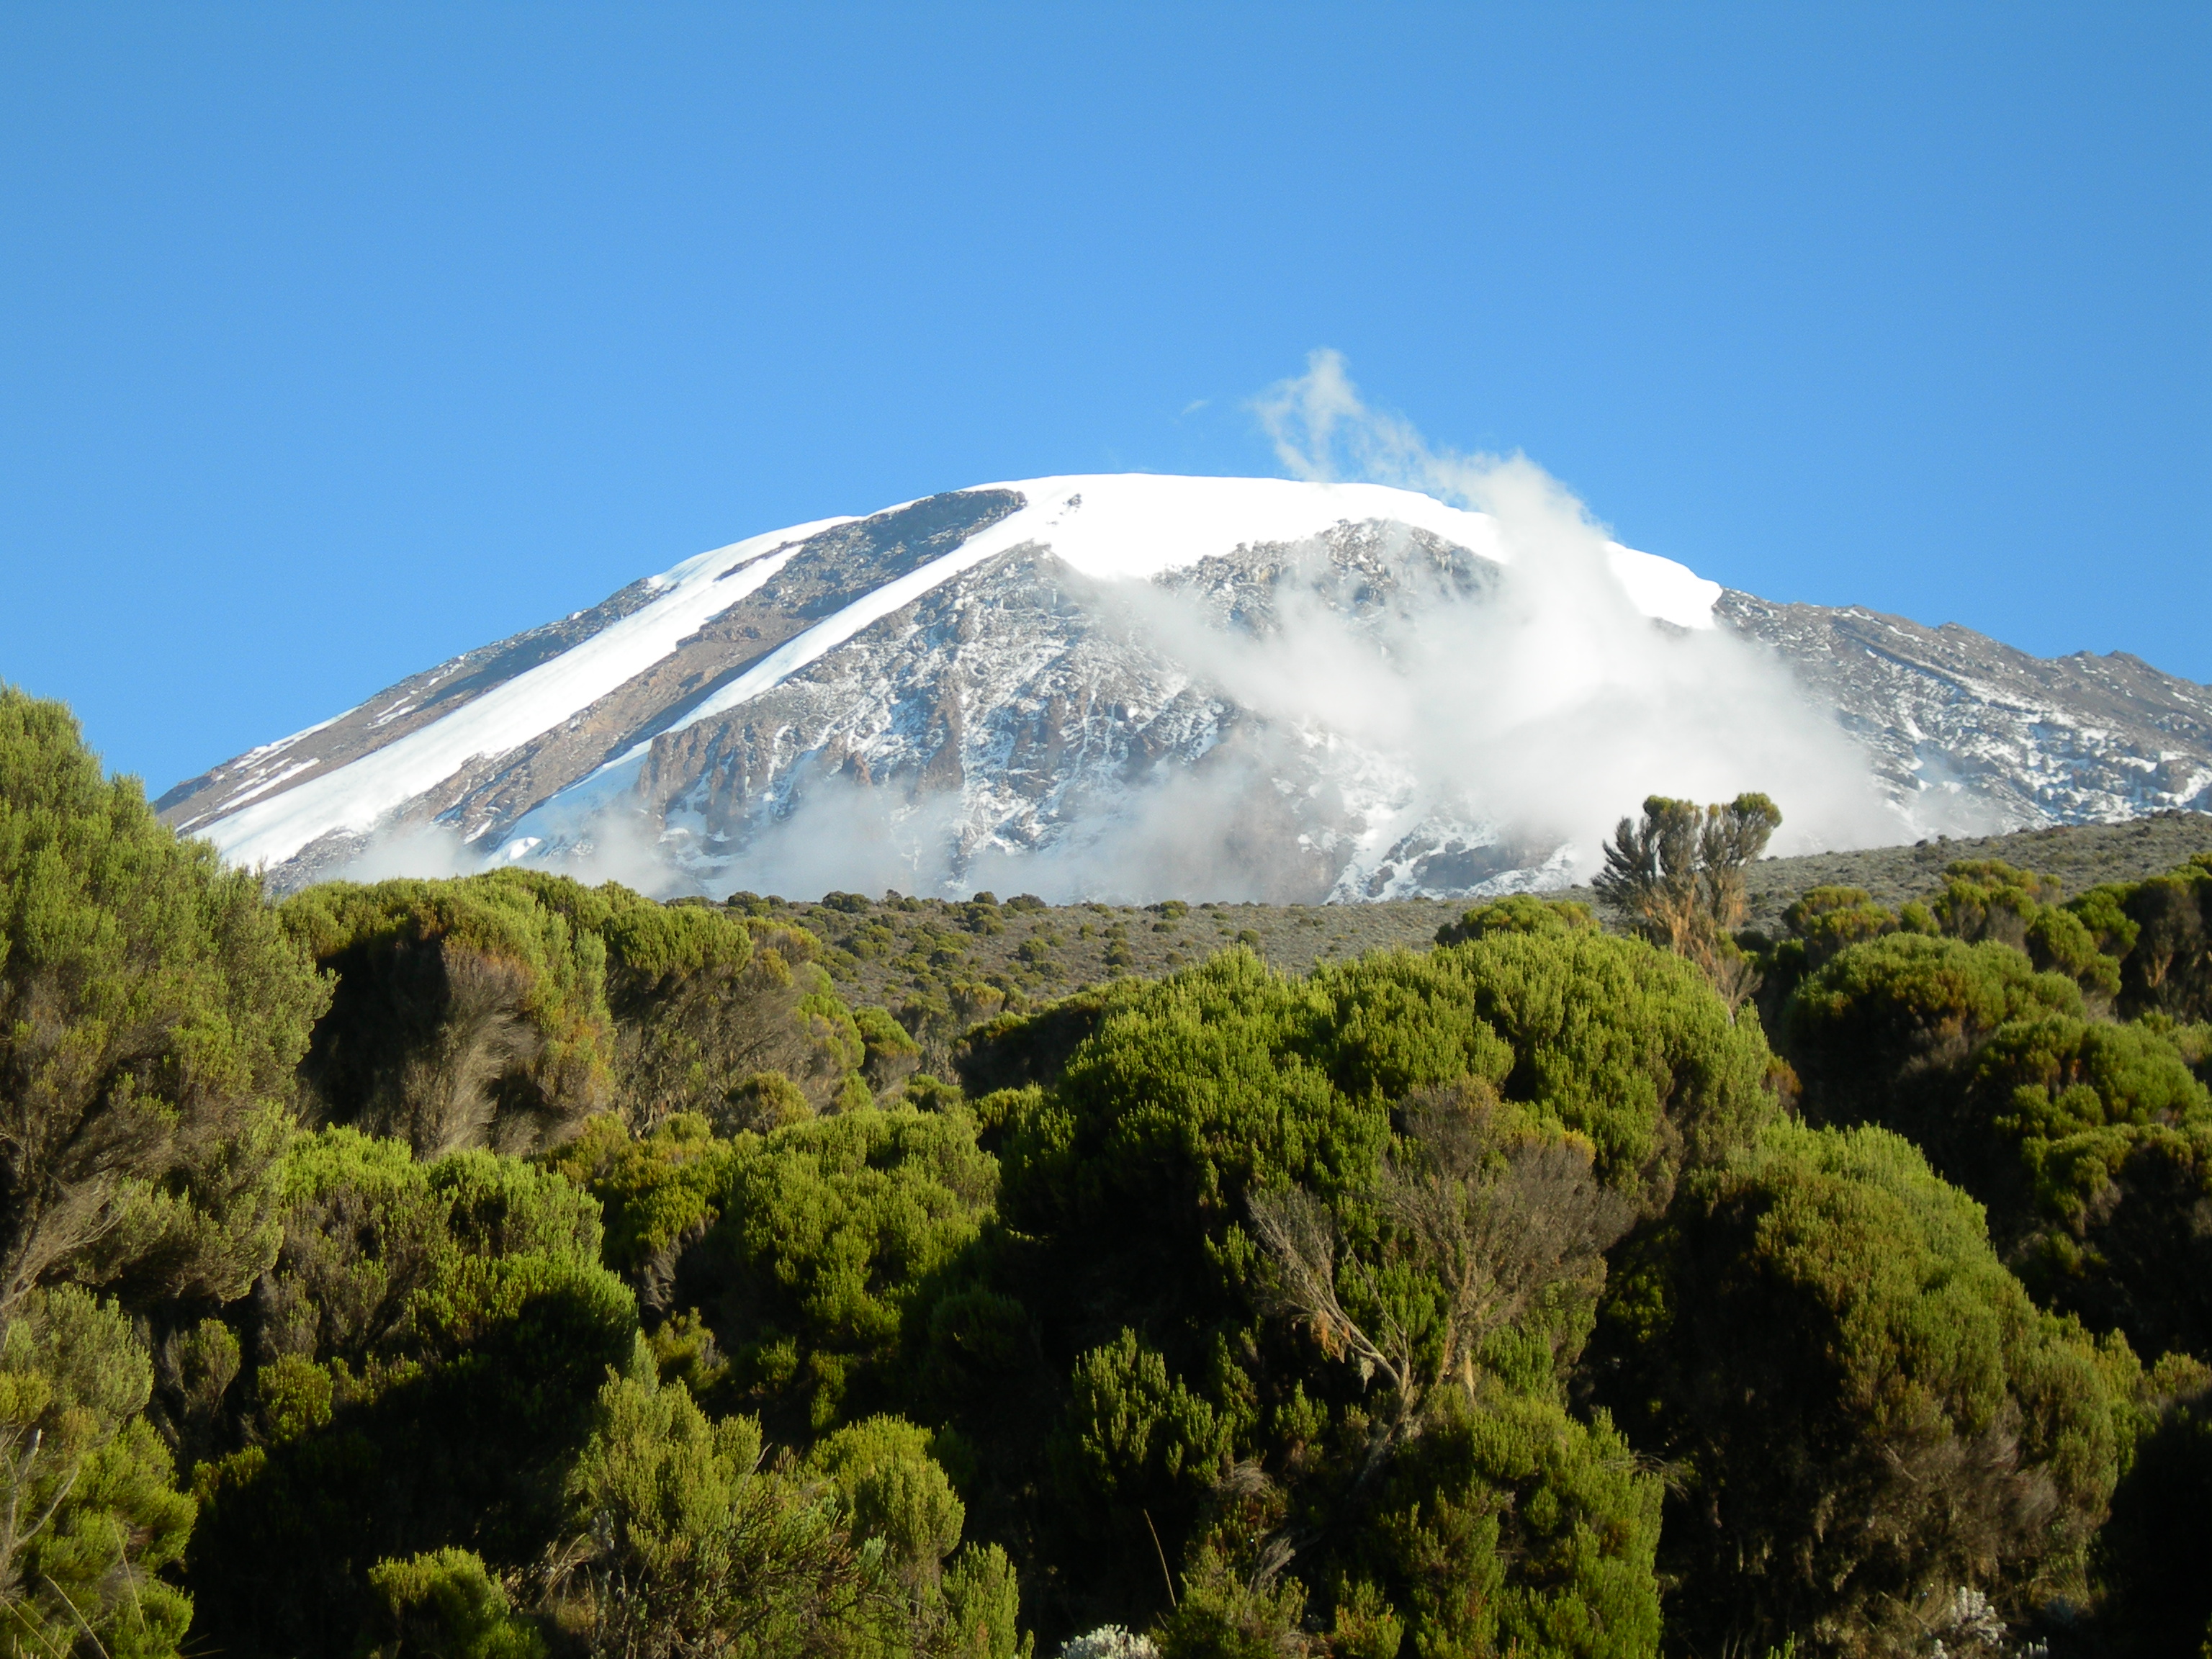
(197, 516, 853, 869)
(197, 475, 1719, 870)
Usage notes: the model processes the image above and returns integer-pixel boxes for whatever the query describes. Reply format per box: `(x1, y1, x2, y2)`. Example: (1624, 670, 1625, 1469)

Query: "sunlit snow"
(197, 476, 1722, 871)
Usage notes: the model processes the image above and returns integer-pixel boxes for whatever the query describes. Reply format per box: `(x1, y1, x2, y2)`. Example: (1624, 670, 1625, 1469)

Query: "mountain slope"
(155, 475, 2212, 900)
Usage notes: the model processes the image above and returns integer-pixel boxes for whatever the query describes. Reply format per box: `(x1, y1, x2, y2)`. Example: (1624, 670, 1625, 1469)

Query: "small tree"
(1249, 1082, 1632, 1463)
(1593, 792, 1781, 1003)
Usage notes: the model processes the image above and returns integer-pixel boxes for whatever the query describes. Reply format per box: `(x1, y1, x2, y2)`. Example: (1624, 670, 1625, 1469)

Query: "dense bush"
(2080, 856, 2212, 1023)
(184, 1128, 637, 1655)
(13, 696, 2212, 1658)
(945, 930, 1771, 1646)
(1588, 1121, 2123, 1654)
(0, 1285, 197, 1657)
(559, 1352, 1020, 1659)
(1782, 907, 2212, 1364)
(695, 1107, 999, 1435)
(282, 871, 884, 1155)
(0, 687, 328, 1312)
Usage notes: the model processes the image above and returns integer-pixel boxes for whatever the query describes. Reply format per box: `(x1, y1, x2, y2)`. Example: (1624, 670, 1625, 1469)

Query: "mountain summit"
(156, 475, 2212, 900)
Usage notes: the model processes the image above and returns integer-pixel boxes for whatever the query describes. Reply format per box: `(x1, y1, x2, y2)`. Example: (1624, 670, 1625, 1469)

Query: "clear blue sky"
(3, 4, 2206, 794)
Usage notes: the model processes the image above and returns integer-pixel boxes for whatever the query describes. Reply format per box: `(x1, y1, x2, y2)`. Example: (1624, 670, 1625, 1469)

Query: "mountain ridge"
(155, 474, 2212, 900)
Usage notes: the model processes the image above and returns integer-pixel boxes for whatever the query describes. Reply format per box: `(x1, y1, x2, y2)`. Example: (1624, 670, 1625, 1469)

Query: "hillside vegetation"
(3, 686, 2208, 1659)
(723, 815, 2212, 1041)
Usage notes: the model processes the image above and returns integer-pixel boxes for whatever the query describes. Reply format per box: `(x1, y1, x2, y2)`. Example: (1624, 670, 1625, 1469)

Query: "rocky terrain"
(1719, 593, 2212, 828)
(155, 475, 2212, 902)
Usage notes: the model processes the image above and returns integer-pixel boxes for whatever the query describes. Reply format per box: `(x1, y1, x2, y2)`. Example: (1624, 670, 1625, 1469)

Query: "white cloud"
(328, 351, 1932, 902)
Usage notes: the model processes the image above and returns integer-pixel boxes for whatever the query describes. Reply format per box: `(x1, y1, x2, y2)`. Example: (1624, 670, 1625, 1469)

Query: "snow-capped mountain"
(155, 475, 2212, 901)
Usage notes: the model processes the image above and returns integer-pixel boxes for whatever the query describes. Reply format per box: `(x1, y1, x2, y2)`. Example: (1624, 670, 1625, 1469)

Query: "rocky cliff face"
(155, 475, 2212, 901)
(1718, 593, 2212, 829)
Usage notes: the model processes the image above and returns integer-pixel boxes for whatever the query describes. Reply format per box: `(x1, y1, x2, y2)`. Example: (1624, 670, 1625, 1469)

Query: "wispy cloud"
(333, 351, 1929, 903)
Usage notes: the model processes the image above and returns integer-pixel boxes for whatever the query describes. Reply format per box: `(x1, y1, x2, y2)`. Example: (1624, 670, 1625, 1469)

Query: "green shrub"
(280, 872, 617, 1155)
(857, 1005, 924, 1096)
(2077, 860, 2212, 1022)
(1434, 894, 1597, 946)
(364, 1547, 545, 1659)
(1590, 1121, 2121, 1653)
(961, 935, 1754, 1647)
(1785, 926, 2212, 1359)
(185, 1129, 635, 1657)
(1786, 932, 2084, 1131)
(0, 1285, 197, 1658)
(809, 1413, 967, 1586)
(1371, 1388, 1662, 1659)
(282, 871, 873, 1152)
(542, 1111, 737, 1280)
(564, 1357, 984, 1659)
(0, 687, 328, 1311)
(614, 912, 870, 1127)
(698, 1107, 999, 1435)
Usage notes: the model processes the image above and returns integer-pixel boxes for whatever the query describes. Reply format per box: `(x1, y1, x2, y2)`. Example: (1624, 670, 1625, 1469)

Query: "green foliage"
(1433, 895, 1596, 947)
(185, 1128, 635, 1657)
(567, 1358, 856, 1655)
(2007, 1114, 2212, 1362)
(364, 1547, 546, 1659)
(565, 1358, 971, 1659)
(250, 1127, 619, 1377)
(0, 686, 328, 1308)
(1411, 932, 1775, 1191)
(1370, 1389, 1662, 1659)
(953, 935, 1756, 1644)
(0, 1285, 196, 1658)
(855, 1006, 923, 1097)
(549, 1102, 1002, 1437)
(1781, 886, 1894, 968)
(953, 981, 1144, 1097)
(1930, 858, 2063, 949)
(2073, 858, 2212, 1022)
(280, 871, 616, 1155)
(1970, 1013, 2208, 1218)
(1154, 1544, 1308, 1659)
(1931, 859, 2123, 998)
(907, 982, 1022, 1079)
(1250, 1084, 1633, 1448)
(1784, 925, 2212, 1360)
(940, 1542, 1027, 1659)
(616, 914, 871, 1130)
(282, 871, 874, 1153)
(993, 932, 1769, 1269)
(1768, 861, 2131, 1020)
(701, 1107, 999, 1434)
(76, 1102, 295, 1321)
(1785, 932, 2084, 1128)
(807, 1414, 966, 1586)
(1753, 886, 1901, 1022)
(543, 1111, 738, 1279)
(1589, 1121, 2121, 1654)
(1056, 1329, 1234, 1527)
